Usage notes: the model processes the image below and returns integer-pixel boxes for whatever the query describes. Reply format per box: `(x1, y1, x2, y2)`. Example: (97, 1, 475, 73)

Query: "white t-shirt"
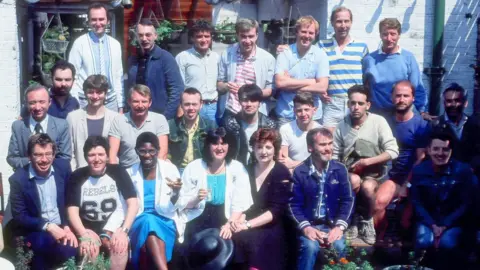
(280, 120, 321, 162)
(241, 120, 259, 162)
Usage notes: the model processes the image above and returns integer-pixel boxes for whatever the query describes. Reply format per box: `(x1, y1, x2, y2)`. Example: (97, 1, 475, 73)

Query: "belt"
(203, 99, 217, 104)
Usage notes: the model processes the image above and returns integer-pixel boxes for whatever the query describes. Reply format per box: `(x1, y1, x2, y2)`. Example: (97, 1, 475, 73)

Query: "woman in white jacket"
(127, 132, 185, 270)
(179, 127, 253, 241)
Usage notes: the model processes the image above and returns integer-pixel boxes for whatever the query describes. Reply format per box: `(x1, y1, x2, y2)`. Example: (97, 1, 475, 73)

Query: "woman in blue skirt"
(127, 132, 185, 270)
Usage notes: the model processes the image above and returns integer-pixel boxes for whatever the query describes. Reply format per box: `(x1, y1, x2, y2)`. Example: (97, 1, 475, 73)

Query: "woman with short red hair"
(231, 128, 292, 270)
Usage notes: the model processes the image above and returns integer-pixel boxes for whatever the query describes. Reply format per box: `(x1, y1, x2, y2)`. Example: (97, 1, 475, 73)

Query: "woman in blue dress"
(127, 132, 184, 270)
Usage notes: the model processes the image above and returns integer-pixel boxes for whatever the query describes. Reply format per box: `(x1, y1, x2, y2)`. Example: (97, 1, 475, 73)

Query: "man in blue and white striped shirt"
(318, 7, 368, 132)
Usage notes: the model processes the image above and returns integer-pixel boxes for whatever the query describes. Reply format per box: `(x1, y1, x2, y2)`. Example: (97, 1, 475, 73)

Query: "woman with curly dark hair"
(231, 128, 292, 270)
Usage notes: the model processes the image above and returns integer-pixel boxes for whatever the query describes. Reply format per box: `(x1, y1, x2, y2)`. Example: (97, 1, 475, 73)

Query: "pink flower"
(26, 242, 32, 248)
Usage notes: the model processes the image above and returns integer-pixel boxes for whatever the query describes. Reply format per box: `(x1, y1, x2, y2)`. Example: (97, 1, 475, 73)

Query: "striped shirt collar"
(331, 35, 355, 47)
(236, 45, 257, 61)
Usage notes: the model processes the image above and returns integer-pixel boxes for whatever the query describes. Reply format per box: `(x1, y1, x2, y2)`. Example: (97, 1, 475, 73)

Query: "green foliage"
(43, 26, 70, 41)
(213, 19, 237, 44)
(321, 242, 373, 270)
(155, 20, 186, 43)
(15, 237, 34, 270)
(63, 254, 111, 270)
(42, 52, 63, 73)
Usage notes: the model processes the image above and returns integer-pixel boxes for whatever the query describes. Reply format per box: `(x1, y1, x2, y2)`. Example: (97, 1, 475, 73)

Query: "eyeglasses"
(136, 149, 158, 156)
(32, 152, 54, 159)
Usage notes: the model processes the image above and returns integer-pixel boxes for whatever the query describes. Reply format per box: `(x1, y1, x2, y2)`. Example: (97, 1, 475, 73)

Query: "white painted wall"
(0, 0, 21, 208)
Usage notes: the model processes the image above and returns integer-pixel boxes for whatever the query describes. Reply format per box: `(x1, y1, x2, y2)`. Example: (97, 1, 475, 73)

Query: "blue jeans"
(414, 224, 462, 251)
(25, 231, 77, 270)
(297, 224, 346, 270)
(200, 102, 217, 123)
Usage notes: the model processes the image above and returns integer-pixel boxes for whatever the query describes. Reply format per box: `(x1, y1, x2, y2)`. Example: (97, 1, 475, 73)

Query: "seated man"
(168, 88, 216, 172)
(6, 134, 77, 269)
(374, 81, 431, 241)
(222, 84, 276, 165)
(67, 136, 139, 269)
(109, 84, 169, 168)
(411, 132, 477, 270)
(289, 128, 354, 270)
(8, 84, 72, 169)
(279, 92, 321, 170)
(333, 85, 398, 245)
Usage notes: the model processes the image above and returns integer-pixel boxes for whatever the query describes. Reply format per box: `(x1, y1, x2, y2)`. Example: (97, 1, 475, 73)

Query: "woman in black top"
(231, 128, 292, 270)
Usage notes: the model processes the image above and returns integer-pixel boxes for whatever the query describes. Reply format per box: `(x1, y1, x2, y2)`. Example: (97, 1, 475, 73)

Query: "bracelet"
(99, 233, 111, 240)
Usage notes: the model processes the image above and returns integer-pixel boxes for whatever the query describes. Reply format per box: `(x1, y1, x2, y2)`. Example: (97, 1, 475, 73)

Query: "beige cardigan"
(67, 108, 119, 169)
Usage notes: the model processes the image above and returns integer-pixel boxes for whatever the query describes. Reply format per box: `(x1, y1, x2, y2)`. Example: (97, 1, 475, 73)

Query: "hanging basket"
(213, 30, 237, 44)
(41, 14, 70, 54)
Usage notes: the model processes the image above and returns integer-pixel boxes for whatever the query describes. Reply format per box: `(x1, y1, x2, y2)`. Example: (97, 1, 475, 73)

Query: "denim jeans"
(414, 224, 462, 251)
(200, 102, 217, 123)
(297, 224, 346, 270)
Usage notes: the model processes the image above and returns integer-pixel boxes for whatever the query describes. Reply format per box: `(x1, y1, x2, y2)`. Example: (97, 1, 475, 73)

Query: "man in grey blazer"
(7, 84, 72, 169)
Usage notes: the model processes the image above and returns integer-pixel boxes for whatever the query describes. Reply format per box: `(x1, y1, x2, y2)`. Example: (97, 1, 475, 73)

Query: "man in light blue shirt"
(275, 15, 330, 127)
(176, 20, 219, 122)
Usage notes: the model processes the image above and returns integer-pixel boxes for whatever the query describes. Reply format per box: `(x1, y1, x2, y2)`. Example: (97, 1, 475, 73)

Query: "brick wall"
(0, 0, 21, 208)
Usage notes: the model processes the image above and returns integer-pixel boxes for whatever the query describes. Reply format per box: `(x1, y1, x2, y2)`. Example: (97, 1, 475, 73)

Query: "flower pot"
(383, 265, 434, 270)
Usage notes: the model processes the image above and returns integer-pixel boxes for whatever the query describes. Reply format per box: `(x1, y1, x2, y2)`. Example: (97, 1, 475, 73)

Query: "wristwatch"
(336, 224, 346, 231)
(245, 221, 252, 229)
(121, 227, 130, 233)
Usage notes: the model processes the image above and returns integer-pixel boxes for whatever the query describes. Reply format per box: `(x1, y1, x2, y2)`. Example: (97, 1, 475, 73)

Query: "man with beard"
(8, 85, 72, 169)
(176, 20, 219, 122)
(168, 88, 217, 172)
(374, 81, 431, 242)
(430, 83, 469, 161)
(109, 84, 169, 168)
(222, 84, 276, 165)
(126, 19, 184, 120)
(319, 7, 369, 132)
(411, 132, 477, 270)
(217, 18, 275, 123)
(289, 127, 354, 269)
(275, 16, 329, 127)
(69, 3, 124, 112)
(279, 92, 321, 171)
(47, 60, 80, 118)
(362, 18, 428, 119)
(333, 85, 398, 245)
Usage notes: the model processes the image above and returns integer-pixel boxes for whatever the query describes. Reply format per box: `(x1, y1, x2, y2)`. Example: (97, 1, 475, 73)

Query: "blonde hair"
(295, 15, 319, 34)
(128, 84, 152, 100)
(379, 18, 401, 34)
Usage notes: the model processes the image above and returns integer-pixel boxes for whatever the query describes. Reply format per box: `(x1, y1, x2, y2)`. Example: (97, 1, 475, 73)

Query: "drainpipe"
(473, 17, 480, 113)
(424, 0, 446, 116)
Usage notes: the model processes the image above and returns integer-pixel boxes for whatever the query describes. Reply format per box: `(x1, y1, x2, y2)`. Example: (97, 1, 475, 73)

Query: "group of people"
(2, 2, 480, 270)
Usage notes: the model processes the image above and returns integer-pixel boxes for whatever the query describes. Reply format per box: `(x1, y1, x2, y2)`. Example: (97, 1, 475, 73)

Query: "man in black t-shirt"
(67, 136, 138, 269)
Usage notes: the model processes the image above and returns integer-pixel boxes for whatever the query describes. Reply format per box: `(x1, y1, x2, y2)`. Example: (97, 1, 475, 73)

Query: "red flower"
(329, 260, 336, 265)
(26, 242, 32, 248)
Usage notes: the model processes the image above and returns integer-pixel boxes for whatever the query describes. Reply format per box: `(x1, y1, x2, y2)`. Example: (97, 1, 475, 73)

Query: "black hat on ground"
(186, 228, 234, 270)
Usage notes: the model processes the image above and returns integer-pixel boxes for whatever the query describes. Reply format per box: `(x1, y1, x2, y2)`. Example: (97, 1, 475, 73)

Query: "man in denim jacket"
(289, 127, 354, 270)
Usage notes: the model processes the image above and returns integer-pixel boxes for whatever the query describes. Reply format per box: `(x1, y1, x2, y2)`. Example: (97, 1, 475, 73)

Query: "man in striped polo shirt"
(319, 7, 369, 132)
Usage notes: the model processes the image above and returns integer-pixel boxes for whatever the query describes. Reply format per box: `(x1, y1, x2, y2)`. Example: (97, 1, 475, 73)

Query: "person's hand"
(197, 188, 208, 200)
(276, 44, 289, 54)
(278, 155, 297, 169)
(320, 92, 332, 103)
(231, 221, 248, 233)
(118, 108, 124, 114)
(327, 227, 344, 244)
(219, 223, 232, 239)
(351, 158, 370, 175)
(111, 228, 129, 255)
(431, 224, 445, 238)
(421, 112, 437, 121)
(62, 226, 78, 248)
(226, 82, 240, 94)
(398, 183, 409, 199)
(166, 177, 183, 191)
(282, 71, 292, 78)
(79, 230, 100, 259)
(302, 226, 327, 243)
(46, 223, 67, 242)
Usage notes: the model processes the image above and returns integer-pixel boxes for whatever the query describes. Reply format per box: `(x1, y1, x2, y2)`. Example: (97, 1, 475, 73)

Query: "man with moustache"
(126, 19, 184, 120)
(5, 134, 77, 269)
(69, 3, 124, 112)
(411, 132, 477, 270)
(109, 84, 169, 168)
(222, 84, 276, 165)
(430, 83, 470, 161)
(8, 85, 72, 169)
(168, 88, 217, 172)
(275, 15, 329, 127)
(217, 18, 275, 123)
(319, 7, 369, 132)
(47, 60, 80, 118)
(362, 18, 428, 119)
(374, 81, 431, 241)
(176, 20, 219, 122)
(333, 85, 398, 245)
(279, 92, 321, 170)
(289, 127, 354, 269)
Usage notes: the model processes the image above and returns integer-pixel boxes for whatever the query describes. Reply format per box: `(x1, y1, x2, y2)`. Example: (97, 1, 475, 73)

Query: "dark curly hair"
(189, 19, 214, 38)
(249, 128, 282, 161)
(202, 127, 237, 165)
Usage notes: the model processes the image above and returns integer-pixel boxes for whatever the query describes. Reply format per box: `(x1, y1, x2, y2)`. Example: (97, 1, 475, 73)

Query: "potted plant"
(213, 19, 237, 44)
(382, 250, 432, 270)
(322, 243, 374, 270)
(155, 19, 186, 44)
(41, 15, 70, 55)
(61, 254, 111, 270)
